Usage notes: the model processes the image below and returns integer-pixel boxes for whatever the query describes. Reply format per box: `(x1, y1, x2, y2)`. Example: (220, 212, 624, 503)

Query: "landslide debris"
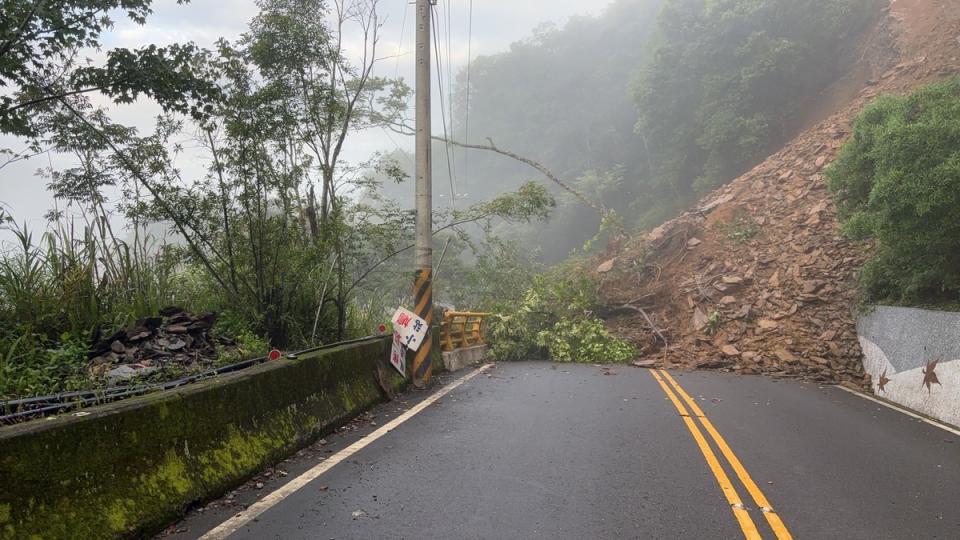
(596, 0, 960, 385)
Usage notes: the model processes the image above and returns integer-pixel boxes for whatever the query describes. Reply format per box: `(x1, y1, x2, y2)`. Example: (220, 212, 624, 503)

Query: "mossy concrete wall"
(0, 337, 405, 540)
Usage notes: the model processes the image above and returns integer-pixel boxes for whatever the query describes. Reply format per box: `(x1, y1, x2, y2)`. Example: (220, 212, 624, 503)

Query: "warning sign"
(391, 307, 428, 352)
(389, 331, 405, 376)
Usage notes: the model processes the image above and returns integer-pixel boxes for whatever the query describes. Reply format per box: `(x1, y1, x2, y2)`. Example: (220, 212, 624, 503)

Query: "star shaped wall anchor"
(921, 359, 941, 394)
(877, 369, 890, 392)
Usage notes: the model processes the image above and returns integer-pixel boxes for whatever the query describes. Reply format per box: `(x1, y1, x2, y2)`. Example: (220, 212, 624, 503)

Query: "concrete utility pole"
(412, 0, 433, 387)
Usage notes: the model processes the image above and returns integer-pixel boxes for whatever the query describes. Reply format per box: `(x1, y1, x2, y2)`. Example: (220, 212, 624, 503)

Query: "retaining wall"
(0, 337, 404, 539)
(857, 305, 960, 427)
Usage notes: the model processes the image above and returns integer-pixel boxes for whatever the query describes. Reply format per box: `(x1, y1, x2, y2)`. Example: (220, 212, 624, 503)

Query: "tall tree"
(247, 0, 409, 236)
(245, 0, 409, 336)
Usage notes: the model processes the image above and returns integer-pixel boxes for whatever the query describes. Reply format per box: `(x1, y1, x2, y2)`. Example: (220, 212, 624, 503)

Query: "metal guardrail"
(440, 311, 491, 351)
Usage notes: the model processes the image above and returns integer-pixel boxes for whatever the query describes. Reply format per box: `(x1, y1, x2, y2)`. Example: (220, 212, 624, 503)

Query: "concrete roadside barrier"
(857, 305, 960, 428)
(0, 337, 404, 539)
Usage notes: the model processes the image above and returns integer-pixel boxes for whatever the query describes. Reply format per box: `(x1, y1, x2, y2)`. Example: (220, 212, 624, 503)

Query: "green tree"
(248, 0, 409, 235)
(635, 0, 883, 195)
(827, 78, 960, 305)
(0, 0, 218, 140)
(244, 0, 410, 336)
(485, 263, 636, 363)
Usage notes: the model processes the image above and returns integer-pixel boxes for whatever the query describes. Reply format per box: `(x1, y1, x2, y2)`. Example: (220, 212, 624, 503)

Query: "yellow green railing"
(440, 311, 491, 351)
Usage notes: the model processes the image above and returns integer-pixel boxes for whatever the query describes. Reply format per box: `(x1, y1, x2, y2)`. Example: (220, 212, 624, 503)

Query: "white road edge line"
(200, 363, 493, 540)
(835, 385, 960, 437)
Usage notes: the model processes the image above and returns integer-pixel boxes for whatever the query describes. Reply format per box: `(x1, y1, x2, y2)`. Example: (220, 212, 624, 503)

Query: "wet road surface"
(166, 362, 960, 539)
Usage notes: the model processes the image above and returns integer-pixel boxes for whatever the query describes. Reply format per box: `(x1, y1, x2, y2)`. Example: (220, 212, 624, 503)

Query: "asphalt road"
(165, 362, 960, 539)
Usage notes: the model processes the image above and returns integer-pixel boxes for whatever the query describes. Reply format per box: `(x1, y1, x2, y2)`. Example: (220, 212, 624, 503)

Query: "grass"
(0, 216, 187, 400)
(718, 215, 760, 243)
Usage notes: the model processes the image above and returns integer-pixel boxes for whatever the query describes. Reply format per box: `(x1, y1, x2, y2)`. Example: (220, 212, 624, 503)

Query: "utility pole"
(412, 0, 433, 388)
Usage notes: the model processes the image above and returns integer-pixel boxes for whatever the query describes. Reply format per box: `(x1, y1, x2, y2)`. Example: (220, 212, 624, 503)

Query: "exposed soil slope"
(598, 0, 960, 386)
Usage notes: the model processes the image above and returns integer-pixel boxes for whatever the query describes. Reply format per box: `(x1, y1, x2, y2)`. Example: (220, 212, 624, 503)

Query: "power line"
(464, 0, 473, 193)
(441, 0, 456, 200)
(432, 4, 456, 208)
(445, 0, 454, 149)
(430, 3, 457, 210)
(393, 0, 410, 80)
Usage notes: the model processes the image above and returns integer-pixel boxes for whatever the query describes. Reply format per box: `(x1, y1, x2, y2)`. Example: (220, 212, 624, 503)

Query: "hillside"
(597, 0, 960, 386)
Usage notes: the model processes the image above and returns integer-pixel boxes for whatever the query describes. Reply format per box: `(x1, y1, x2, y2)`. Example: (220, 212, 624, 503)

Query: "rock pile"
(596, 0, 960, 386)
(88, 307, 222, 382)
(599, 132, 869, 385)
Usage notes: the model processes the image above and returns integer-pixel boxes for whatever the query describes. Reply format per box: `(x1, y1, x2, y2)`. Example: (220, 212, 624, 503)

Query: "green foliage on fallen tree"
(486, 264, 636, 364)
(827, 77, 960, 306)
(535, 318, 637, 364)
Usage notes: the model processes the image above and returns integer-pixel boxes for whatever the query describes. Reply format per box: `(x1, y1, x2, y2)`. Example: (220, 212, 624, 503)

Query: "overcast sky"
(0, 0, 613, 245)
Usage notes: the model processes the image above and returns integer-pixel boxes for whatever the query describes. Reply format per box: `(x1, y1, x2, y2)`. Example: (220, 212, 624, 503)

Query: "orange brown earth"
(596, 0, 960, 386)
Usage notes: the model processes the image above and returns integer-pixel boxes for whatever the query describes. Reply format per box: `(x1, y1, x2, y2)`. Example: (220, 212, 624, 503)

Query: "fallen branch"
(687, 272, 722, 304)
(438, 136, 606, 218)
(389, 121, 609, 220)
(626, 292, 657, 305)
(619, 304, 669, 351)
(637, 306, 669, 351)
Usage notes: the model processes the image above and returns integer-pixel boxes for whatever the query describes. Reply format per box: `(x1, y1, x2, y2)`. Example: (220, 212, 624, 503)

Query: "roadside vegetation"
(827, 77, 960, 308)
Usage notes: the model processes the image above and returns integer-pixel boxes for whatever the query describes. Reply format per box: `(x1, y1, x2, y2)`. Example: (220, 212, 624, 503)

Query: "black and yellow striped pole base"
(412, 267, 433, 387)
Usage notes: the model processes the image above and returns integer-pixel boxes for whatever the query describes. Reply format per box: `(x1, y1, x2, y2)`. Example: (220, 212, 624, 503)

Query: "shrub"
(213, 311, 270, 365)
(827, 78, 960, 305)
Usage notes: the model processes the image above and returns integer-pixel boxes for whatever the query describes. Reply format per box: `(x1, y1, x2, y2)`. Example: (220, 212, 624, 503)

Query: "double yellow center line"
(650, 369, 792, 540)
